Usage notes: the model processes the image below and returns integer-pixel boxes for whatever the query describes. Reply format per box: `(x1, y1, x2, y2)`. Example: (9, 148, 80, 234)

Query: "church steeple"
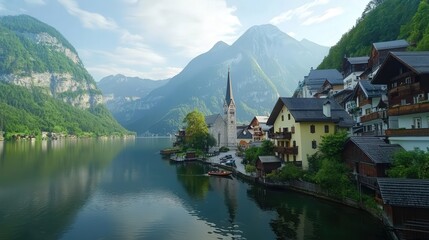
(225, 67, 234, 106)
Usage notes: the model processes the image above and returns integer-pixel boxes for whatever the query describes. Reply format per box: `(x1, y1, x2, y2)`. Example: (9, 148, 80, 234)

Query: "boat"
(207, 170, 232, 177)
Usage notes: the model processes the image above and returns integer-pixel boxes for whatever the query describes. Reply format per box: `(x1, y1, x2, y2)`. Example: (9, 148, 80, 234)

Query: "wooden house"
(371, 51, 429, 150)
(369, 40, 409, 75)
(248, 116, 269, 142)
(377, 178, 429, 240)
(351, 80, 388, 136)
(342, 56, 369, 89)
(256, 156, 281, 177)
(342, 136, 403, 190)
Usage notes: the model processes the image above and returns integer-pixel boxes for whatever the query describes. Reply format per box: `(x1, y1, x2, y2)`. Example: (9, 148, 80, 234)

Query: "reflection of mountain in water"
(0, 139, 129, 240)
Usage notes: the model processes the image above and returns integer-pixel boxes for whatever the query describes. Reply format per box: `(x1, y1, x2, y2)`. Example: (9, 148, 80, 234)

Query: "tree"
(183, 109, 213, 151)
(318, 130, 348, 161)
(387, 148, 429, 179)
(258, 140, 275, 156)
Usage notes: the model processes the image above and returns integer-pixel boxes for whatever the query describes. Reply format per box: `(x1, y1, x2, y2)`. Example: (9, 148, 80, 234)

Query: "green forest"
(318, 0, 429, 70)
(0, 82, 130, 139)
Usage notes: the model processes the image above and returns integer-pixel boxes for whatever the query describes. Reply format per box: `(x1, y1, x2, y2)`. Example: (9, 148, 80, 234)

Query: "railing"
(389, 82, 420, 96)
(274, 146, 298, 155)
(388, 102, 429, 116)
(386, 128, 429, 136)
(270, 131, 292, 140)
(360, 110, 387, 122)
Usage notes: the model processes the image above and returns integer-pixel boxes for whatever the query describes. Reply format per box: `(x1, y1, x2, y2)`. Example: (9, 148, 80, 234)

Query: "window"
(324, 125, 329, 133)
(312, 140, 317, 149)
(293, 141, 296, 147)
(288, 114, 291, 120)
(414, 117, 421, 129)
(281, 115, 284, 121)
(291, 126, 295, 133)
(401, 99, 406, 105)
(310, 125, 315, 133)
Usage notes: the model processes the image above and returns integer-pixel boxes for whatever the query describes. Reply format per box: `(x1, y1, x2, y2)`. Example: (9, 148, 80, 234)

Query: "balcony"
(388, 102, 429, 116)
(360, 111, 387, 123)
(270, 131, 292, 140)
(386, 128, 429, 137)
(274, 146, 298, 155)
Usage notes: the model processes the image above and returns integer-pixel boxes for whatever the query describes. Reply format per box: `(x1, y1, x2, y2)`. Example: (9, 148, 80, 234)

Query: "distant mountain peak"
(210, 41, 230, 52)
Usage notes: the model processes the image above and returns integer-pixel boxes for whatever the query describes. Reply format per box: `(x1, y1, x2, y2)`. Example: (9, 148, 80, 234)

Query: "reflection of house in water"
(208, 176, 238, 223)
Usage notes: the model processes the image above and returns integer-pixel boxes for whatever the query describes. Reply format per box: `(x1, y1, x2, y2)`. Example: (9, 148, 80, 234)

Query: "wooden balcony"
(270, 131, 292, 140)
(386, 128, 429, 137)
(389, 82, 420, 96)
(274, 146, 298, 155)
(388, 102, 429, 116)
(360, 111, 387, 123)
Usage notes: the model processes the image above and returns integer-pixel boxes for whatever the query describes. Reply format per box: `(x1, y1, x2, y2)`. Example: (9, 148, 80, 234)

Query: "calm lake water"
(0, 138, 389, 240)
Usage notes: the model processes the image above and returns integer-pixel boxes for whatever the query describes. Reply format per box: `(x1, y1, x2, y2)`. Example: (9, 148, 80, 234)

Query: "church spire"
(225, 67, 234, 106)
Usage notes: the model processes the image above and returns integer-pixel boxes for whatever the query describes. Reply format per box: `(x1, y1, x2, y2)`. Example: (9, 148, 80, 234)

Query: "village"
(170, 39, 429, 240)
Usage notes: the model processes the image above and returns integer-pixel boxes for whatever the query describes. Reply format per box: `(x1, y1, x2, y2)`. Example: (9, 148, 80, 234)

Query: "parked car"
(225, 159, 236, 167)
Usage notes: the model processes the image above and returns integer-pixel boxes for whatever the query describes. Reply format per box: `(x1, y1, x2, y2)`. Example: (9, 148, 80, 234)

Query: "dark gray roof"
(258, 156, 281, 163)
(225, 70, 234, 106)
(267, 98, 354, 127)
(237, 128, 252, 139)
(373, 39, 409, 51)
(304, 69, 343, 90)
(347, 56, 369, 65)
(348, 137, 403, 164)
(205, 114, 223, 126)
(358, 80, 386, 98)
(372, 51, 429, 84)
(377, 178, 429, 208)
(390, 51, 429, 74)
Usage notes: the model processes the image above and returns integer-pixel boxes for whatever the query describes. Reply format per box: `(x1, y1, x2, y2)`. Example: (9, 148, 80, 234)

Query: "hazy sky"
(0, 0, 369, 81)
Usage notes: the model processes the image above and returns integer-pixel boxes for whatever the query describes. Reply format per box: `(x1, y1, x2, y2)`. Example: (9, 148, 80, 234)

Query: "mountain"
(120, 24, 329, 135)
(0, 15, 129, 137)
(97, 74, 169, 115)
(318, 0, 423, 70)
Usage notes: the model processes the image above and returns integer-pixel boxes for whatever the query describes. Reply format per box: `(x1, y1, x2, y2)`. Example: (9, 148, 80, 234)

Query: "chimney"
(323, 100, 331, 118)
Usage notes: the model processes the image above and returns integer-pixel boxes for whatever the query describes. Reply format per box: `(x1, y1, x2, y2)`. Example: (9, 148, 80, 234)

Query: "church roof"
(205, 114, 223, 126)
(225, 69, 234, 106)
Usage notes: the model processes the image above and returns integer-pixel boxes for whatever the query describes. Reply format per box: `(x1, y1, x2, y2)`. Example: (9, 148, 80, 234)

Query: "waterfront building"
(256, 156, 281, 177)
(376, 178, 429, 240)
(266, 98, 354, 169)
(371, 51, 429, 150)
(342, 136, 403, 190)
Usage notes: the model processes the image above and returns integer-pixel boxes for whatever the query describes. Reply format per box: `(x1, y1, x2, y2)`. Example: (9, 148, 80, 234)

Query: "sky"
(0, 0, 369, 81)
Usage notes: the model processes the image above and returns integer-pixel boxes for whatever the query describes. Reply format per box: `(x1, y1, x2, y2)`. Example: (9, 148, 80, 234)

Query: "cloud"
(125, 0, 241, 57)
(58, 0, 117, 30)
(269, 0, 330, 25)
(302, 7, 343, 25)
(25, 0, 46, 5)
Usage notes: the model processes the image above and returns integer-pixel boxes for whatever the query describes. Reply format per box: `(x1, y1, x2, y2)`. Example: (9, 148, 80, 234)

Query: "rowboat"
(207, 170, 232, 177)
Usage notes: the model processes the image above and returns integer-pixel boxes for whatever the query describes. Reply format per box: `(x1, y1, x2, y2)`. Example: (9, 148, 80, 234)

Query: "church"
(205, 69, 237, 148)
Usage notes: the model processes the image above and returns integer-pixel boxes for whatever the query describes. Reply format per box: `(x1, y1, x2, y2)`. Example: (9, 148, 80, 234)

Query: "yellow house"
(266, 98, 354, 169)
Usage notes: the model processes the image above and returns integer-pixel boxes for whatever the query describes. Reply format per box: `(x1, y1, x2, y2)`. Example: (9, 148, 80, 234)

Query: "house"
(314, 78, 344, 98)
(294, 68, 343, 98)
(342, 56, 369, 90)
(377, 178, 429, 240)
(256, 156, 282, 177)
(371, 51, 429, 150)
(237, 124, 252, 149)
(248, 116, 270, 142)
(364, 39, 409, 79)
(266, 98, 354, 169)
(342, 136, 403, 190)
(350, 80, 388, 136)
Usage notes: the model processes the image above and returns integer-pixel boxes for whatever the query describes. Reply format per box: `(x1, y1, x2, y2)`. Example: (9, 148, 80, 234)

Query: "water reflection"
(0, 139, 131, 240)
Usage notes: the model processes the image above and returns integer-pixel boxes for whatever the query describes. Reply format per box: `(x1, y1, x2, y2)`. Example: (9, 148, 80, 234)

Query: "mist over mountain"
(114, 24, 329, 135)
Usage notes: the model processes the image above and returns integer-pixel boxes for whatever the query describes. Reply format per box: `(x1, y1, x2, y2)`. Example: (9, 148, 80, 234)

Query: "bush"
(245, 164, 256, 173)
(219, 146, 229, 152)
(267, 163, 303, 181)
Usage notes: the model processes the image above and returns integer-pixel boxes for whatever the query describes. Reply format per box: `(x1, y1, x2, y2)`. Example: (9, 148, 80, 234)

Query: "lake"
(0, 138, 389, 240)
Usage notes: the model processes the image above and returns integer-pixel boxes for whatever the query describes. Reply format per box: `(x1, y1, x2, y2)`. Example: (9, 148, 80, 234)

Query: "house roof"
(205, 114, 223, 126)
(377, 178, 429, 208)
(258, 156, 281, 163)
(255, 116, 269, 124)
(372, 51, 429, 84)
(347, 137, 403, 164)
(304, 69, 343, 91)
(373, 39, 409, 51)
(237, 128, 252, 139)
(353, 80, 386, 99)
(266, 98, 354, 127)
(347, 56, 369, 65)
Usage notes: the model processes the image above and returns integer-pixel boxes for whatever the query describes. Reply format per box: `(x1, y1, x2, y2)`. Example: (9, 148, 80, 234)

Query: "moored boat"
(208, 170, 232, 177)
